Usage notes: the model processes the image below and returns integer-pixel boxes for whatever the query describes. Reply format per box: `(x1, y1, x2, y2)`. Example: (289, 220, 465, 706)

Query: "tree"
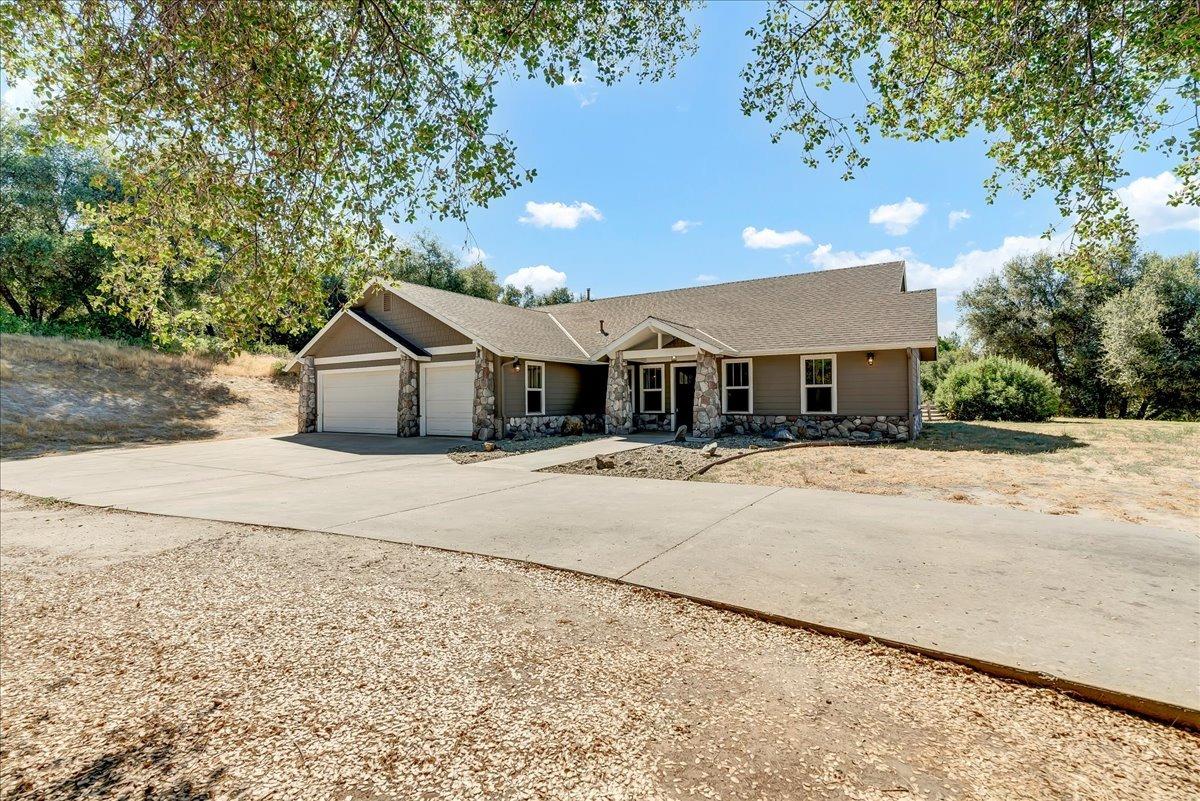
(0, 117, 122, 322)
(498, 284, 576, 308)
(958, 253, 1136, 416)
(4, 1, 697, 346)
(1098, 254, 1200, 418)
(741, 1, 1198, 272)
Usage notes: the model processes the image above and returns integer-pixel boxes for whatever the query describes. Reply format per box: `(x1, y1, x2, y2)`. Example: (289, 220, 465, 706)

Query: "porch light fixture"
(866, 351, 875, 366)
(512, 357, 521, 372)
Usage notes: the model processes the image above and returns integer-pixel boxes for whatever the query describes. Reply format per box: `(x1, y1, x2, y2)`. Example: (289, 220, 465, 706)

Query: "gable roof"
(546, 262, 937, 357)
(285, 306, 431, 370)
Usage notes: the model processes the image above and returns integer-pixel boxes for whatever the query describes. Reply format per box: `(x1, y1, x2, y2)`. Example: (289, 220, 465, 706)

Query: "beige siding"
(308, 315, 394, 358)
(836, 348, 908, 416)
(429, 351, 474, 362)
(750, 355, 801, 416)
(501, 360, 605, 417)
(360, 287, 471, 349)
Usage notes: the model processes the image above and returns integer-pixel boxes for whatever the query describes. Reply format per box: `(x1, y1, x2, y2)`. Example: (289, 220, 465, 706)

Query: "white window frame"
(721, 358, 753, 414)
(524, 360, 546, 416)
(801, 354, 837, 414)
(640, 364, 665, 413)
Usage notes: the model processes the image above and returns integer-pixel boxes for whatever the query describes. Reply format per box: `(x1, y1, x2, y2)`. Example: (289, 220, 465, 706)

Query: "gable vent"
(383, 293, 391, 312)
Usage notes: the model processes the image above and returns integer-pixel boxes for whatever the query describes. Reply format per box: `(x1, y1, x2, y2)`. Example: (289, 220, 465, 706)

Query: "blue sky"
(4, 3, 1197, 334)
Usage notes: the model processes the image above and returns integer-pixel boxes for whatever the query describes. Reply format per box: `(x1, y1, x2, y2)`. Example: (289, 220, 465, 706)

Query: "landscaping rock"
(595, 454, 616, 470)
(700, 442, 719, 457)
(483, 441, 496, 452)
(773, 428, 797, 442)
(675, 425, 688, 442)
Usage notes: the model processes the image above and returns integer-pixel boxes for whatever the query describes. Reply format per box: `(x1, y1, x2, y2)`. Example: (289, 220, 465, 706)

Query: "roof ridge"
(541, 261, 906, 307)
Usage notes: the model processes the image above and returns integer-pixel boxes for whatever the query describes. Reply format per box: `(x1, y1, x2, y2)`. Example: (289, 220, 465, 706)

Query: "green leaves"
(741, 1, 1199, 265)
(5, 0, 698, 347)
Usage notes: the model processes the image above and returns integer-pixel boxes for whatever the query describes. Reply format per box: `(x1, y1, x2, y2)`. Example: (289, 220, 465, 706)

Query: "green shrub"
(934, 356, 1061, 421)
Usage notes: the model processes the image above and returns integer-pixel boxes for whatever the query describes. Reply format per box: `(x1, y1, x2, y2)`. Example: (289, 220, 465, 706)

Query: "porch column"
(692, 350, 721, 438)
(472, 346, 498, 440)
(396, 354, 419, 437)
(605, 352, 633, 434)
(297, 356, 317, 433)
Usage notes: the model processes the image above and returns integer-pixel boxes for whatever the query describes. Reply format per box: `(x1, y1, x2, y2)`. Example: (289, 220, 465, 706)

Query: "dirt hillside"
(0, 334, 297, 459)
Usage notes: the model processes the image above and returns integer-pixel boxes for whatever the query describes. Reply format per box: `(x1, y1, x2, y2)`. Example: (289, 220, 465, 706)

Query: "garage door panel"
(423, 364, 473, 436)
(321, 369, 399, 434)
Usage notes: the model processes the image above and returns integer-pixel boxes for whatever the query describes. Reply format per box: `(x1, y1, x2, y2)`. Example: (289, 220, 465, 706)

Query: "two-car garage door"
(318, 364, 473, 436)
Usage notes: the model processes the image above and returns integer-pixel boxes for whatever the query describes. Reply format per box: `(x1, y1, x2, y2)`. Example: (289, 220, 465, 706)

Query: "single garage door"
(320, 368, 399, 434)
(423, 363, 473, 436)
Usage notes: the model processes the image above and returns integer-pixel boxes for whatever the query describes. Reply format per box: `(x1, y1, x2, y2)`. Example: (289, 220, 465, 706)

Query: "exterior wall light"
(512, 357, 521, 372)
(866, 351, 875, 366)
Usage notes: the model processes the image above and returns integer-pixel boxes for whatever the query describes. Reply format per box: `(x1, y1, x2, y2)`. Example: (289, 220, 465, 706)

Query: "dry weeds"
(2, 492, 1197, 800)
(0, 334, 296, 459)
(701, 419, 1200, 533)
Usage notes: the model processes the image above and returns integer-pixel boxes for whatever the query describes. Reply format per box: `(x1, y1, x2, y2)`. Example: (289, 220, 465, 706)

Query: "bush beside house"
(934, 357, 1061, 422)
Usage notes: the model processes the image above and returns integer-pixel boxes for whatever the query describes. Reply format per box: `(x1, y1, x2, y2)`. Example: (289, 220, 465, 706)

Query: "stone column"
(297, 356, 317, 433)
(692, 350, 721, 438)
(397, 354, 419, 437)
(604, 352, 633, 434)
(907, 347, 923, 441)
(472, 346, 497, 440)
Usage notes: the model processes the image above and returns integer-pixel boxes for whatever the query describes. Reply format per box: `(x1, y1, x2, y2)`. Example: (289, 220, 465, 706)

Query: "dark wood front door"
(674, 366, 696, 432)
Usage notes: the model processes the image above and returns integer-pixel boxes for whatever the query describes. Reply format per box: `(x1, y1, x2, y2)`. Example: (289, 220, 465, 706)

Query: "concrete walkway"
(474, 432, 668, 471)
(2, 433, 1196, 723)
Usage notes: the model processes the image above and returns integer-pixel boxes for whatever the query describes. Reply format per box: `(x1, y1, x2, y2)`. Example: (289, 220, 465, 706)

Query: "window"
(640, 365, 664, 412)
(802, 355, 836, 414)
(525, 361, 545, 415)
(722, 359, 752, 413)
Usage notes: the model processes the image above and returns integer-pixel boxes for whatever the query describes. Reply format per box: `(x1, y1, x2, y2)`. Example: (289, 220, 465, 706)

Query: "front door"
(674, 366, 696, 433)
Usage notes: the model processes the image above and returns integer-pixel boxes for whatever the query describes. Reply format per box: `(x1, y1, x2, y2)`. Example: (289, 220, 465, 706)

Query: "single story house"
(286, 261, 938, 442)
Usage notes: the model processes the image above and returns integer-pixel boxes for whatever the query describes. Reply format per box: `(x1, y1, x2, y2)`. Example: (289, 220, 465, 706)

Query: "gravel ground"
(3, 492, 1197, 800)
(541, 436, 782, 480)
(449, 434, 606, 464)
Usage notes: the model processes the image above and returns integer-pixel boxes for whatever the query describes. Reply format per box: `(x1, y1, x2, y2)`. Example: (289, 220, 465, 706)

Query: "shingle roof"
(375, 262, 936, 361)
(547, 262, 937, 356)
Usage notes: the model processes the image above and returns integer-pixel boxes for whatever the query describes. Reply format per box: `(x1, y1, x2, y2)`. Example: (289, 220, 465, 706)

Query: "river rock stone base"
(397, 356, 419, 437)
(634, 413, 674, 431)
(298, 357, 317, 433)
(506, 414, 605, 438)
(604, 353, 633, 434)
(472, 348, 497, 440)
(722, 414, 909, 442)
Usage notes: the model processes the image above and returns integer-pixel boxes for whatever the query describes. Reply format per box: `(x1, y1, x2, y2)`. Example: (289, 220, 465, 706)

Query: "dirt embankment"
(0, 334, 297, 459)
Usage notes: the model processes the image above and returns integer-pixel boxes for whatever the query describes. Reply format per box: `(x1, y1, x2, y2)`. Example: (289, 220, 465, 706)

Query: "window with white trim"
(525, 361, 545, 415)
(640, 365, 664, 412)
(802, 355, 836, 414)
(722, 359, 752, 413)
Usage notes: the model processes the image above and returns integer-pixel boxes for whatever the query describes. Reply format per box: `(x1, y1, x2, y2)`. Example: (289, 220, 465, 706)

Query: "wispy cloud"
(518, 201, 603, 229)
(462, 246, 488, 264)
(947, 209, 971, 229)
(694, 274, 719, 283)
(742, 226, 812, 249)
(869, 197, 927, 235)
(671, 219, 701, 234)
(1116, 172, 1200, 234)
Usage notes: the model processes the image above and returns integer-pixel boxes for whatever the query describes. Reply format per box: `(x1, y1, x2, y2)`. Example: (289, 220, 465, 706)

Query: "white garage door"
(423, 363, 473, 436)
(320, 368, 399, 434)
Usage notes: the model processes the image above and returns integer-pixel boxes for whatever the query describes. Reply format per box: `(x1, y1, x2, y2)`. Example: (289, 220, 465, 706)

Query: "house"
(286, 261, 938, 442)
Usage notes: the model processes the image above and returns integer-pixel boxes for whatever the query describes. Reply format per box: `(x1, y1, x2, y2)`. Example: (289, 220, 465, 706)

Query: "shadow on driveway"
(273, 433, 472, 456)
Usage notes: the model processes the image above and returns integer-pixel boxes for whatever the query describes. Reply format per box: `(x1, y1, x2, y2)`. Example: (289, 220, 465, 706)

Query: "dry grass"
(0, 334, 297, 459)
(701, 418, 1200, 532)
(2, 491, 1197, 800)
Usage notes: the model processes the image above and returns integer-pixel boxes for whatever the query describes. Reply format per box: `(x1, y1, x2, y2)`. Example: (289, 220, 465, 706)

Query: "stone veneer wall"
(472, 346, 498, 440)
(722, 414, 910, 442)
(297, 356, 317, 433)
(634, 413, 674, 431)
(397, 355, 419, 437)
(693, 351, 721, 438)
(505, 414, 605, 438)
(908, 347, 923, 441)
(605, 352, 633, 434)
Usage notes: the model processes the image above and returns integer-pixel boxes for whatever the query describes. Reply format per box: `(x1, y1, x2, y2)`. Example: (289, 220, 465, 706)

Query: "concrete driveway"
(2, 433, 1197, 723)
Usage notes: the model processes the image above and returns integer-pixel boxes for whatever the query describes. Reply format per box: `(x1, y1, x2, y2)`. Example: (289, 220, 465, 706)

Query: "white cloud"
(869, 197, 928, 235)
(462, 246, 488, 264)
(518, 201, 603, 229)
(578, 93, 598, 108)
(502, 265, 567, 293)
(671, 219, 701, 234)
(694, 274, 719, 283)
(1, 75, 40, 112)
(948, 209, 971, 229)
(1116, 172, 1200, 234)
(742, 226, 812, 249)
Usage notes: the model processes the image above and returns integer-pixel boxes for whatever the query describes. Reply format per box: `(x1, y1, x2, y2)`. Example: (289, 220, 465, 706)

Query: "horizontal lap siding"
(308, 315, 394, 357)
(361, 288, 471, 349)
(750, 355, 801, 416)
(836, 349, 908, 416)
(501, 361, 606, 416)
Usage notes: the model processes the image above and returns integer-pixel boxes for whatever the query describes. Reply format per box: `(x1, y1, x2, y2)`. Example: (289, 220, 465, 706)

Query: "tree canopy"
(742, 1, 1198, 272)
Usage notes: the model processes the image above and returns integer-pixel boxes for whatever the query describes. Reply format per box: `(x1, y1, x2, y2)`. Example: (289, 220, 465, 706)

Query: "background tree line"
(925, 251, 1200, 421)
(1, 119, 582, 354)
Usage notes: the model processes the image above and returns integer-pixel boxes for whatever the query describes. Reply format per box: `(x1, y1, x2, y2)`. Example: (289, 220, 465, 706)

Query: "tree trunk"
(1136, 397, 1150, 419)
(0, 284, 26, 318)
(1117, 396, 1129, 419)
